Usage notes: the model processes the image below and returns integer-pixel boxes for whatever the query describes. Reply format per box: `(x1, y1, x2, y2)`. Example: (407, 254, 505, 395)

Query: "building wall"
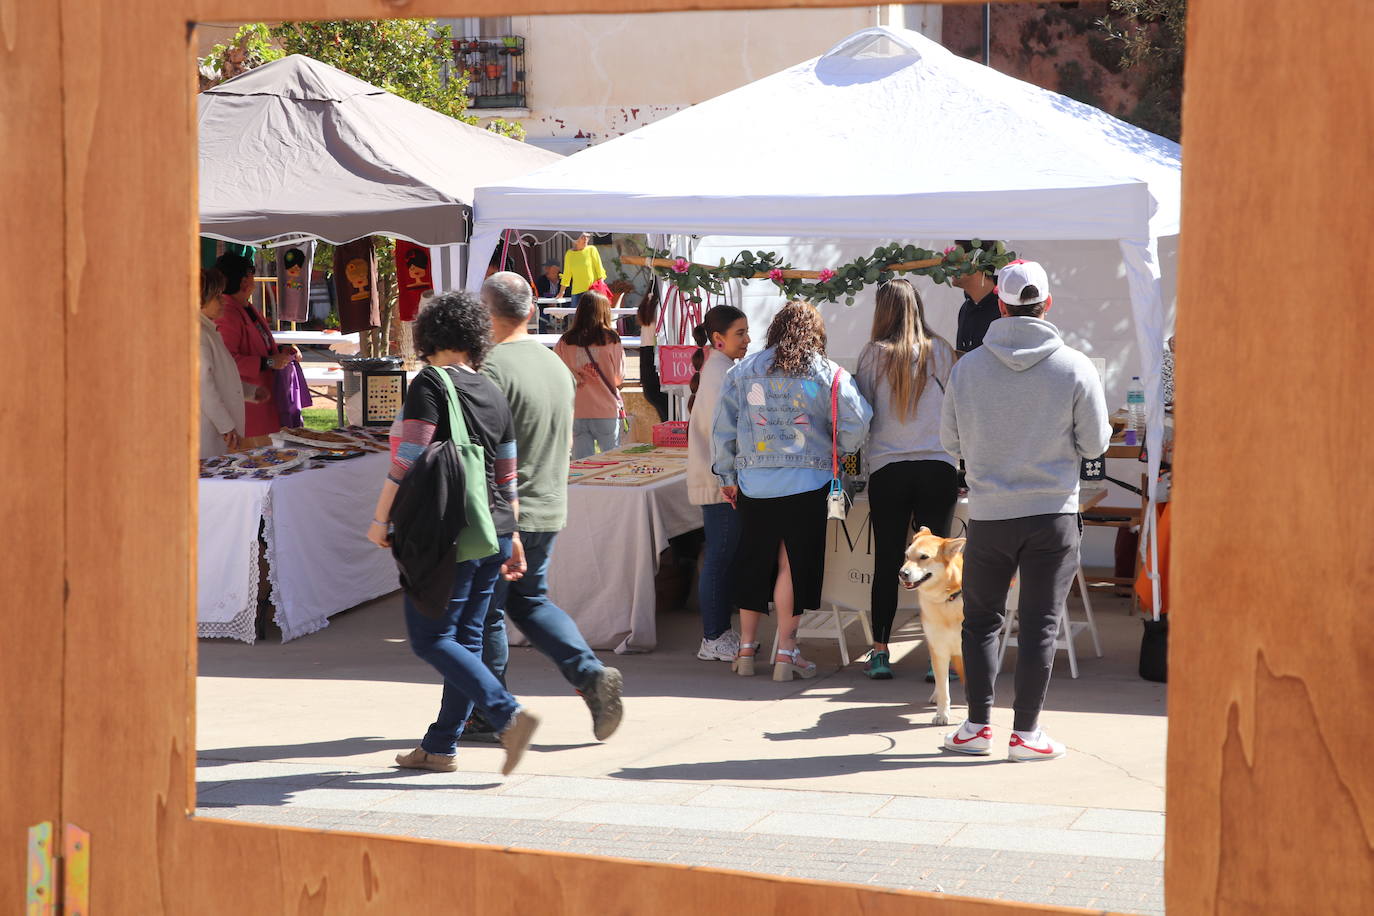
(456, 7, 943, 144)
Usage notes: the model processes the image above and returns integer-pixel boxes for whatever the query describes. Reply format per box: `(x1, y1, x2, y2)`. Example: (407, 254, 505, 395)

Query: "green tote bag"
(430, 366, 500, 563)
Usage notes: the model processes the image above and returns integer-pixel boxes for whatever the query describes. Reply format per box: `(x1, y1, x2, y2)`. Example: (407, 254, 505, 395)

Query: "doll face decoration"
(404, 248, 430, 289)
(345, 258, 370, 301)
(282, 248, 306, 289)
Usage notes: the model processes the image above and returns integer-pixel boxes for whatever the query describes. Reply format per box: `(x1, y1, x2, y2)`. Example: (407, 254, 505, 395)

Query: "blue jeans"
(572, 418, 619, 459)
(482, 530, 603, 691)
(404, 536, 520, 755)
(699, 502, 742, 640)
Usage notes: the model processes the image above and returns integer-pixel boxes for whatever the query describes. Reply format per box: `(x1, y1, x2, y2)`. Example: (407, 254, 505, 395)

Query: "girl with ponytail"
(685, 304, 750, 662)
(855, 279, 959, 680)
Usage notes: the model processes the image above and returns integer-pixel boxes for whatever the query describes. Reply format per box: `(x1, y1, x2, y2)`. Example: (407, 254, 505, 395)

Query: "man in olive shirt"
(952, 239, 1002, 354)
(475, 272, 623, 742)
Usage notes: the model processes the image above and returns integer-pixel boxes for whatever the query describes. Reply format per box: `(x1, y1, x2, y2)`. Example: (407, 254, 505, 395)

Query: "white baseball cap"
(996, 260, 1050, 305)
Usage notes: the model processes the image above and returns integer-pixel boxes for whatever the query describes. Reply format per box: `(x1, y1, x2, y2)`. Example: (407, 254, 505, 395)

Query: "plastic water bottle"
(1124, 377, 1145, 446)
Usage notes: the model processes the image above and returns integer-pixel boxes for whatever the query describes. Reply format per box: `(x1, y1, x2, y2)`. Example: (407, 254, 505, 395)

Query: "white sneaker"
(1008, 730, 1067, 762)
(697, 629, 741, 661)
(943, 720, 993, 756)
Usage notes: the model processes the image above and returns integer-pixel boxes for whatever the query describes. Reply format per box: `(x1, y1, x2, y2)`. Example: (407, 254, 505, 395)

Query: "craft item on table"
(309, 446, 368, 461)
(275, 426, 384, 452)
(579, 462, 687, 486)
(228, 447, 312, 474)
(620, 444, 658, 454)
(275, 241, 316, 323)
(331, 238, 380, 333)
(394, 240, 433, 322)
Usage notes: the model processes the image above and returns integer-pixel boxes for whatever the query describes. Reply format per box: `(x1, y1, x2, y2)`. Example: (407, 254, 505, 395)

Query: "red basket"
(652, 421, 689, 448)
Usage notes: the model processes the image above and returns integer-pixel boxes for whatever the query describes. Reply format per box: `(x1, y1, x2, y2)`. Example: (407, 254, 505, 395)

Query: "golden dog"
(898, 527, 966, 726)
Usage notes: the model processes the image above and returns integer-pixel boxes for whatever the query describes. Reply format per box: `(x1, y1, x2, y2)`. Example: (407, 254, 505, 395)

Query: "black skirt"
(734, 484, 829, 615)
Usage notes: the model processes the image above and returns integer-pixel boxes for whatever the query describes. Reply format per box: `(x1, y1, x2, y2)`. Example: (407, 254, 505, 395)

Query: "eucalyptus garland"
(636, 240, 1016, 305)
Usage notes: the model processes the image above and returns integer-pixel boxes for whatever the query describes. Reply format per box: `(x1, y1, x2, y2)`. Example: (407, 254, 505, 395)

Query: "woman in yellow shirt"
(557, 232, 607, 307)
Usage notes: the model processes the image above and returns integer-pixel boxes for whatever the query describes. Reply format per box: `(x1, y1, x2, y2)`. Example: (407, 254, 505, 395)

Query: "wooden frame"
(3, 0, 1371, 912)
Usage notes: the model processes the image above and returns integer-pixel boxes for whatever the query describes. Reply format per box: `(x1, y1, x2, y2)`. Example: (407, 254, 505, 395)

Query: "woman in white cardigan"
(685, 305, 750, 663)
(199, 268, 264, 458)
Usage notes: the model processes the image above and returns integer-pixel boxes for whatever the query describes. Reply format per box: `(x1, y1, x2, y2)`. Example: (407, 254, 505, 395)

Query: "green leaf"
(970, 238, 982, 249)
(845, 296, 856, 306)
(864, 268, 879, 283)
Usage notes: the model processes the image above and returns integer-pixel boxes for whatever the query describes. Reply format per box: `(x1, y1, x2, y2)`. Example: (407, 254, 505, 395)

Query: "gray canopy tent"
(198, 54, 559, 272)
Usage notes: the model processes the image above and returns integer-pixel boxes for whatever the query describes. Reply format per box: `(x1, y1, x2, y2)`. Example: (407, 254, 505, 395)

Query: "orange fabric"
(1135, 502, 1171, 615)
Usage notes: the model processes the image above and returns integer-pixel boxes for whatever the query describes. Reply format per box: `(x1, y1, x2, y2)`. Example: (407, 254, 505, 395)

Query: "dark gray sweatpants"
(961, 513, 1081, 732)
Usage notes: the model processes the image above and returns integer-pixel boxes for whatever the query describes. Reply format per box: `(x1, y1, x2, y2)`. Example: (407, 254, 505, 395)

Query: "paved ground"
(198, 587, 1165, 913)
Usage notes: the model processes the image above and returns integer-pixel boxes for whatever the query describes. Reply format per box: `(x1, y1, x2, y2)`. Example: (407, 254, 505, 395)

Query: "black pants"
(868, 460, 960, 643)
(961, 513, 1081, 732)
(640, 346, 670, 422)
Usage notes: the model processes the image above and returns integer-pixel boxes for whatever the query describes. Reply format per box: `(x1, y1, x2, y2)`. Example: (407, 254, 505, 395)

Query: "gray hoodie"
(940, 317, 1111, 521)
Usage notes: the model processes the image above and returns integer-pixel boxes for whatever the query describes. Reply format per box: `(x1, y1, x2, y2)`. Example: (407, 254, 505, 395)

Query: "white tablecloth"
(197, 451, 399, 643)
(541, 471, 701, 653)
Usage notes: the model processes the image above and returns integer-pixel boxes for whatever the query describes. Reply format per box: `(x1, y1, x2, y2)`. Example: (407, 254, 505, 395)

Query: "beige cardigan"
(199, 313, 248, 458)
(687, 348, 733, 506)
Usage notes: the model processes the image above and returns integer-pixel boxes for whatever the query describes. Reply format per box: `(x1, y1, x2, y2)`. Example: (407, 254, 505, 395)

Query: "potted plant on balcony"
(485, 63, 505, 80)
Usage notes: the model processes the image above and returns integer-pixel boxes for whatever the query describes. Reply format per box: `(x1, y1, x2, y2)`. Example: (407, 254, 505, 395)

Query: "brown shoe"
(394, 747, 457, 773)
(498, 709, 541, 776)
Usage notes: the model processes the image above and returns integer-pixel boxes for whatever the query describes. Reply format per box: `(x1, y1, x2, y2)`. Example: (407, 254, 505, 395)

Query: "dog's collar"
(946, 590, 962, 602)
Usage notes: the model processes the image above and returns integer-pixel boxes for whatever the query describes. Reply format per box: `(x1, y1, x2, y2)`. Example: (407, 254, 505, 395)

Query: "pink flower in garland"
(817, 268, 836, 284)
(942, 246, 956, 256)
(768, 268, 786, 284)
(671, 257, 690, 274)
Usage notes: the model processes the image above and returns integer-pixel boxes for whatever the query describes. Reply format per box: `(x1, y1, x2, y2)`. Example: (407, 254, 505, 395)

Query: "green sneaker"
(864, 650, 893, 680)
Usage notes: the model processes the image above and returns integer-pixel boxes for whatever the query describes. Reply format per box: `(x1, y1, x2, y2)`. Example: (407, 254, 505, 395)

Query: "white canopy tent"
(469, 26, 1180, 611)
(198, 54, 560, 249)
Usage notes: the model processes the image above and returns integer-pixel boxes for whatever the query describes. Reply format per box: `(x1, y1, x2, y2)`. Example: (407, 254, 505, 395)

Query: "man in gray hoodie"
(939, 261, 1110, 762)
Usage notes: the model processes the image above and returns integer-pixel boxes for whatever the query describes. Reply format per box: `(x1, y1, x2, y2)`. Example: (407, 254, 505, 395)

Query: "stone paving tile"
(686, 784, 893, 816)
(195, 759, 352, 785)
(502, 774, 708, 805)
(1071, 807, 1166, 836)
(873, 796, 1085, 829)
(195, 782, 401, 811)
(551, 801, 769, 831)
(749, 811, 961, 845)
(947, 824, 1163, 861)
(367, 791, 582, 819)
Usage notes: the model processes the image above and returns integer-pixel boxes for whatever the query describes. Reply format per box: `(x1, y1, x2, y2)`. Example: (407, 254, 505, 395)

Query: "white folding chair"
(996, 565, 1102, 679)
(770, 601, 873, 667)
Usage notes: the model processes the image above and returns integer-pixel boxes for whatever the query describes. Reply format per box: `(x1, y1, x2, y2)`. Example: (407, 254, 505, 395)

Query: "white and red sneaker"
(1008, 730, 1066, 762)
(943, 721, 993, 756)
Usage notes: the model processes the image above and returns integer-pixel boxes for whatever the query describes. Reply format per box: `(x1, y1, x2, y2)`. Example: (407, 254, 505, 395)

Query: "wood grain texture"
(27, 0, 1370, 913)
(47, 2, 1067, 914)
(1169, 0, 1374, 911)
(0, 0, 66, 906)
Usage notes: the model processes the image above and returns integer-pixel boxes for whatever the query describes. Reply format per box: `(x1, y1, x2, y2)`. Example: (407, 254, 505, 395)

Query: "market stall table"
(542, 307, 638, 319)
(197, 449, 398, 643)
(536, 446, 698, 653)
(272, 330, 361, 346)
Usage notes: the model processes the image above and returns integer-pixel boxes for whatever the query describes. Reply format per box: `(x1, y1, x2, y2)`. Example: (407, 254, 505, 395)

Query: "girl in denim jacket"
(711, 302, 872, 680)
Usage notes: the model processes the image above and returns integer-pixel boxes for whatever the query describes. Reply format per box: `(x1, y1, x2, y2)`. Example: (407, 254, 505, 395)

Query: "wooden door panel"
(1169, 1, 1374, 908)
(30, 0, 1373, 913)
(0, 0, 67, 906)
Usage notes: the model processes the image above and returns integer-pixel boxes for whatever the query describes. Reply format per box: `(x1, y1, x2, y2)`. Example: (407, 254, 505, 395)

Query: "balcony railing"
(452, 36, 526, 110)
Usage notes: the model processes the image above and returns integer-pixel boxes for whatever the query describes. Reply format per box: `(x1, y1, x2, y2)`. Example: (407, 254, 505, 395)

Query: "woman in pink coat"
(213, 253, 297, 445)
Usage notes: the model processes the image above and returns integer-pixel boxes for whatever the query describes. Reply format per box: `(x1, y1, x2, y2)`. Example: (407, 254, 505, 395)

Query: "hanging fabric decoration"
(332, 238, 380, 333)
(394, 239, 434, 322)
(275, 241, 315, 323)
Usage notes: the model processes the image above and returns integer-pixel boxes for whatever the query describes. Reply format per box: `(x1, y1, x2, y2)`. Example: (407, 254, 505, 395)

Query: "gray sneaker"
(697, 629, 741, 661)
(579, 666, 624, 741)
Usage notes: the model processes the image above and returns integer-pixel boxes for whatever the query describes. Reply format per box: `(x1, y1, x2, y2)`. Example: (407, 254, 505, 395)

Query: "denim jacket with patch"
(710, 348, 872, 487)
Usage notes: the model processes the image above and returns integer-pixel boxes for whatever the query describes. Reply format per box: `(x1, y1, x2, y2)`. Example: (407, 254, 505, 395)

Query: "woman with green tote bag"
(368, 292, 540, 776)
